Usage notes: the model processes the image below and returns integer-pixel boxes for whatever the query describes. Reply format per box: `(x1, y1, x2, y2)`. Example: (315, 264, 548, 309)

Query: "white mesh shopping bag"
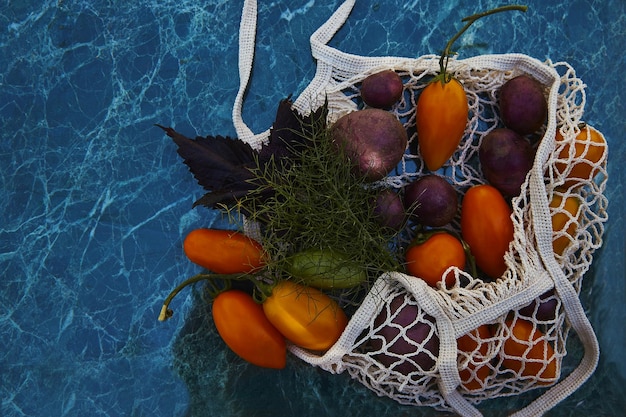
(231, 1, 609, 416)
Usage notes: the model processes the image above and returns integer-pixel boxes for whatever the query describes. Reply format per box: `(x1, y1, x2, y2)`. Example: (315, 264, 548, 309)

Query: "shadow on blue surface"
(1, 0, 624, 416)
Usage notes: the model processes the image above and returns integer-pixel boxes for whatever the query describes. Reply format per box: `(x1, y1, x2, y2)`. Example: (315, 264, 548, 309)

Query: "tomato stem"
(438, 5, 528, 82)
(252, 280, 275, 304)
(158, 272, 252, 321)
(408, 229, 444, 247)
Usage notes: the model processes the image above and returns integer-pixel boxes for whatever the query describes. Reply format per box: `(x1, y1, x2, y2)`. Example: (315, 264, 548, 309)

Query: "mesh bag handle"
(232, 0, 266, 148)
(231, 1, 605, 416)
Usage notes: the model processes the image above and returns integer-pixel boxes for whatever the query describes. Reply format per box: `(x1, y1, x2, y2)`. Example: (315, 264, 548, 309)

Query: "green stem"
(408, 229, 444, 247)
(438, 5, 528, 81)
(252, 280, 276, 304)
(157, 272, 253, 321)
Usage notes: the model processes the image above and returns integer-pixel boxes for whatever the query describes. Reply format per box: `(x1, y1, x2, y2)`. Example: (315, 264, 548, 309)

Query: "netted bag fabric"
(232, 1, 608, 416)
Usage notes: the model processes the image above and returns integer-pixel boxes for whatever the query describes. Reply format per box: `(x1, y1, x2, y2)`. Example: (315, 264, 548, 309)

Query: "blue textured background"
(1, 1, 624, 416)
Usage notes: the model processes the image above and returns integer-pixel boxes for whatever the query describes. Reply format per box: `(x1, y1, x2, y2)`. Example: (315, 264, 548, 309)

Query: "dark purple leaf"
(158, 97, 327, 212)
(156, 125, 256, 192)
(258, 97, 328, 164)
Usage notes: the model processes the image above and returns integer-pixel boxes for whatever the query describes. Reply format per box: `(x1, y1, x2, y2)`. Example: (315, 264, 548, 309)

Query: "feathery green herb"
(236, 107, 403, 296)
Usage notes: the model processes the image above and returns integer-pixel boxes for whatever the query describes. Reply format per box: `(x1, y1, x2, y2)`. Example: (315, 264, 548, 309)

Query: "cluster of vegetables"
(353, 58, 605, 390)
(159, 228, 351, 369)
(341, 69, 556, 388)
(158, 4, 607, 394)
(342, 64, 605, 390)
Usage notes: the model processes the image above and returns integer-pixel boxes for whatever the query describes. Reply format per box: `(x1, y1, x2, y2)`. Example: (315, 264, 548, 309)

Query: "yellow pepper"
(262, 280, 348, 351)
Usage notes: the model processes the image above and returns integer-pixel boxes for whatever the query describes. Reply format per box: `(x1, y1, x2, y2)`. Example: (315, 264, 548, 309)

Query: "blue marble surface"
(1, 0, 624, 416)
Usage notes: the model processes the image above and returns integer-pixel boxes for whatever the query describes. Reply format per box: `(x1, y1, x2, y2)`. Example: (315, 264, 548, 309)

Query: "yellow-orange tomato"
(457, 325, 493, 391)
(416, 78, 469, 171)
(212, 290, 286, 369)
(549, 192, 581, 256)
(263, 281, 348, 351)
(405, 232, 466, 287)
(501, 318, 558, 384)
(461, 185, 514, 279)
(183, 228, 265, 274)
(555, 125, 607, 187)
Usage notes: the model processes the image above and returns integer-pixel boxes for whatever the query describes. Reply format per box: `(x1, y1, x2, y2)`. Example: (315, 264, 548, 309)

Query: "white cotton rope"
(232, 1, 609, 416)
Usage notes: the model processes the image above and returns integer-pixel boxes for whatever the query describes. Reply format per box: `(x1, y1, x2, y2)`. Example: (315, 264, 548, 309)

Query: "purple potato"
(404, 175, 458, 227)
(331, 109, 408, 181)
(372, 189, 406, 231)
(371, 294, 439, 375)
(518, 290, 559, 321)
(361, 70, 404, 109)
(479, 128, 534, 198)
(499, 75, 548, 135)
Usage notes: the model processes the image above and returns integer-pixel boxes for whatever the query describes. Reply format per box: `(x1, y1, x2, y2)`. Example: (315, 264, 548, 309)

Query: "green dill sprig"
(234, 108, 403, 298)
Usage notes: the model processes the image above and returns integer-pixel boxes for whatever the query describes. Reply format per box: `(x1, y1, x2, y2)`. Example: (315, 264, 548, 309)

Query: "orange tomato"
(212, 290, 286, 369)
(416, 78, 469, 171)
(405, 232, 466, 287)
(183, 228, 265, 274)
(555, 125, 607, 187)
(461, 185, 514, 279)
(457, 325, 492, 391)
(263, 281, 348, 351)
(501, 317, 558, 384)
(549, 192, 581, 256)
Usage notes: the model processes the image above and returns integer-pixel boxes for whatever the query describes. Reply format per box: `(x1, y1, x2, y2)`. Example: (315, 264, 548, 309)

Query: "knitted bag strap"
(233, 0, 366, 145)
(232, 0, 266, 148)
(512, 60, 600, 417)
(232, 0, 358, 148)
